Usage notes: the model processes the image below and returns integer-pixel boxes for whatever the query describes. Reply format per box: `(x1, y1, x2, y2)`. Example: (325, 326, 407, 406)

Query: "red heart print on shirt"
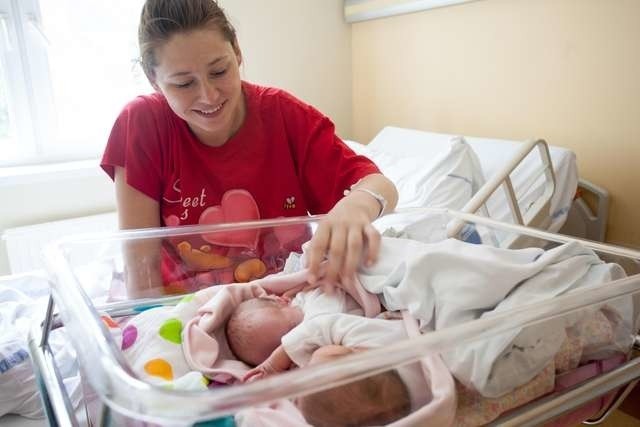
(199, 189, 261, 249)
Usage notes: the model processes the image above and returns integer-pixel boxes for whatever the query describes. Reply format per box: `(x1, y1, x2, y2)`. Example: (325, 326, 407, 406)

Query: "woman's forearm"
(115, 166, 164, 297)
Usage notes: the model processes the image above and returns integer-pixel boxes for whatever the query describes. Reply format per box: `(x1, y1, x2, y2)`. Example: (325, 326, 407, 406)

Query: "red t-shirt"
(101, 81, 379, 290)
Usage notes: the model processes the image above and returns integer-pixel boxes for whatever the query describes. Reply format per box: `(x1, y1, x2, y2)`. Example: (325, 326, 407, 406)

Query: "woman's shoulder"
(243, 81, 321, 118)
(120, 92, 170, 116)
(113, 92, 178, 137)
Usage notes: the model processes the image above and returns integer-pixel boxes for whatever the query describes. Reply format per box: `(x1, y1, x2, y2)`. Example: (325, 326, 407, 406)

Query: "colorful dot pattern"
(120, 315, 187, 382)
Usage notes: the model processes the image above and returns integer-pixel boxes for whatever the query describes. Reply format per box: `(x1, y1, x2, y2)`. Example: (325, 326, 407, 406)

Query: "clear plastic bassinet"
(29, 208, 640, 427)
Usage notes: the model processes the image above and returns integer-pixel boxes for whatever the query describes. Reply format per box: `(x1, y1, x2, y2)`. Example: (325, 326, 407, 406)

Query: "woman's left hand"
(306, 190, 382, 286)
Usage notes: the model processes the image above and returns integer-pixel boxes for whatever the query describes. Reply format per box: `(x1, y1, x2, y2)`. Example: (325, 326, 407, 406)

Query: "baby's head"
(226, 296, 302, 366)
(296, 345, 411, 426)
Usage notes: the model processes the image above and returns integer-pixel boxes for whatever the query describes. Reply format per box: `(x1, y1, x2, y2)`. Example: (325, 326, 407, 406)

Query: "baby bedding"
(355, 237, 628, 396)
(0, 275, 82, 419)
(112, 266, 380, 388)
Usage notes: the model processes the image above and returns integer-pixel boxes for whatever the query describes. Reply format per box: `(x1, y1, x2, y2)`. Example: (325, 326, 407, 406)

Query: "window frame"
(0, 0, 41, 166)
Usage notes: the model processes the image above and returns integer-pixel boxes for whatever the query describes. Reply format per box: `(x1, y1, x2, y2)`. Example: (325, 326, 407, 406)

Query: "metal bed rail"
(447, 138, 556, 247)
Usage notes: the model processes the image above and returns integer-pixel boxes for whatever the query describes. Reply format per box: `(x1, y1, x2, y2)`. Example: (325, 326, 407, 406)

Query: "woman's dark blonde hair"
(138, 0, 238, 81)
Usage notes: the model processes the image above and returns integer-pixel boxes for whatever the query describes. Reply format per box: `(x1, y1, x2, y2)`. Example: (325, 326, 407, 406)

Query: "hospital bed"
(27, 209, 640, 426)
(346, 126, 608, 245)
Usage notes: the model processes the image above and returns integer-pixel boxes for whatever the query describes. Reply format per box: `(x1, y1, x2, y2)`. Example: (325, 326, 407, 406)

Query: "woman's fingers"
(325, 224, 347, 284)
(307, 222, 331, 284)
(341, 227, 364, 283)
(308, 211, 381, 284)
(363, 224, 381, 267)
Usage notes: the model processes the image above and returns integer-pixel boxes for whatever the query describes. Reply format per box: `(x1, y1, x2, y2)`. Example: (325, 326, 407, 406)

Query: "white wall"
(0, 0, 352, 275)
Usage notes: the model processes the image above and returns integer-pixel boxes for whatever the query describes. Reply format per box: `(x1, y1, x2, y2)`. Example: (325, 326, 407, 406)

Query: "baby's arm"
(243, 345, 292, 382)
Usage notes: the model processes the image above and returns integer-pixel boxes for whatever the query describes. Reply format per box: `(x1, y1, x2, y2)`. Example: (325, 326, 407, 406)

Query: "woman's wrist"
(342, 188, 384, 220)
(344, 188, 387, 221)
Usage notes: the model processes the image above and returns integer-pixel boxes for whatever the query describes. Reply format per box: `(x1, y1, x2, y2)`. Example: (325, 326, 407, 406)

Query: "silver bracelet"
(343, 187, 388, 219)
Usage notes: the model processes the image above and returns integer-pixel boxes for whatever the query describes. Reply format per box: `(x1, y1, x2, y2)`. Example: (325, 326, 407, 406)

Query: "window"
(0, 0, 150, 167)
(344, 0, 477, 23)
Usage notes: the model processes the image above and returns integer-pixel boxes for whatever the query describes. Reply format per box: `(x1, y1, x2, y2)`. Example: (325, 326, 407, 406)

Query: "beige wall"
(222, 0, 352, 137)
(0, 0, 352, 275)
(352, 0, 640, 246)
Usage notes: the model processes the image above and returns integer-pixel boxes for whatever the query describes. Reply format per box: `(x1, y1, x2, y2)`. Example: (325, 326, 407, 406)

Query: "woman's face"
(152, 27, 244, 146)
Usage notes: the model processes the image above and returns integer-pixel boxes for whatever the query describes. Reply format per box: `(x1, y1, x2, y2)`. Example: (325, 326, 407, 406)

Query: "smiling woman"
(100, 0, 398, 307)
(150, 29, 245, 147)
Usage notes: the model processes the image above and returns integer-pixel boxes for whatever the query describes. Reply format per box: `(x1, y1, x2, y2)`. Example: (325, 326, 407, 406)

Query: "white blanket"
(358, 237, 627, 396)
(0, 274, 82, 418)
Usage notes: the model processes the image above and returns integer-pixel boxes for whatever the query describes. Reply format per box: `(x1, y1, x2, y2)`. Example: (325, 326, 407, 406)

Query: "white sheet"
(357, 237, 628, 396)
(361, 126, 579, 232)
(0, 274, 82, 420)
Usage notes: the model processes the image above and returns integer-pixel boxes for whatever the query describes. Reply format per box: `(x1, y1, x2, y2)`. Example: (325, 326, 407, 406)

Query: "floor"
(598, 410, 640, 426)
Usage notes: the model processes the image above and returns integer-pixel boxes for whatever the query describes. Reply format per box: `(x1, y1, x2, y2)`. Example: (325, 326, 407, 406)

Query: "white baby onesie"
(281, 313, 430, 411)
(290, 287, 363, 319)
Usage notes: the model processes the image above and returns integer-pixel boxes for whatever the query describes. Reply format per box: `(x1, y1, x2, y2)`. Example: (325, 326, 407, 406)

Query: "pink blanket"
(183, 265, 381, 381)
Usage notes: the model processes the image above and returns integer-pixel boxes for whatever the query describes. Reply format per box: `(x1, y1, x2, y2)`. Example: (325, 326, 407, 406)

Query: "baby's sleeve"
(281, 316, 339, 367)
(295, 288, 352, 320)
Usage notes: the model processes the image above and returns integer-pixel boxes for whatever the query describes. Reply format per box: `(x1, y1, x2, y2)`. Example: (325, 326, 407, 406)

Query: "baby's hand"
(242, 366, 267, 383)
(242, 345, 292, 382)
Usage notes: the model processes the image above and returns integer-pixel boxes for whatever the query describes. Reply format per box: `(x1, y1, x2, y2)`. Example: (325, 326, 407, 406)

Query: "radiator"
(2, 212, 118, 274)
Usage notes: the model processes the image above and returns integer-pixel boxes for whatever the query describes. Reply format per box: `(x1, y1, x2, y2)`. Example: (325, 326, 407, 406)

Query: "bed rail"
(447, 139, 555, 248)
(560, 179, 610, 243)
(28, 297, 81, 427)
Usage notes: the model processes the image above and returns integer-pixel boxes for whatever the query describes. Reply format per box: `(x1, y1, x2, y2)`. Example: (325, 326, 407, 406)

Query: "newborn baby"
(226, 296, 302, 366)
(240, 313, 428, 425)
(296, 345, 412, 427)
(226, 287, 363, 367)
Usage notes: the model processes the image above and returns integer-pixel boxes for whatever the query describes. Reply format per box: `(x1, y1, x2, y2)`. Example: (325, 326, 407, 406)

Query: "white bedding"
(0, 273, 82, 423)
(351, 126, 579, 233)
(358, 237, 629, 397)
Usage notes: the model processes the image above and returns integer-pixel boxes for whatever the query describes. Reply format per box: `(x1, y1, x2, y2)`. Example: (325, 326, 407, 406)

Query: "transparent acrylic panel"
(44, 209, 640, 426)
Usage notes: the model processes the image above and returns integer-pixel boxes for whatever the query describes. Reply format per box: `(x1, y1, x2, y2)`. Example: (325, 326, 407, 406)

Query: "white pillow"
(345, 137, 487, 244)
(345, 136, 486, 210)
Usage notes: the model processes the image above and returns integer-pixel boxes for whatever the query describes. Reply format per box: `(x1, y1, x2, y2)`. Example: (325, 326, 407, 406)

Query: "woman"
(101, 0, 398, 296)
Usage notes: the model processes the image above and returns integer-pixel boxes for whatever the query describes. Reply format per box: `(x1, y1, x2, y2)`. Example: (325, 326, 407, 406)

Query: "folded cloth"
(356, 237, 627, 397)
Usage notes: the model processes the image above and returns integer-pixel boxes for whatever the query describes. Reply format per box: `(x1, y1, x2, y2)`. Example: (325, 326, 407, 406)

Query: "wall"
(351, 0, 640, 247)
(0, 0, 352, 275)
(221, 0, 352, 137)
